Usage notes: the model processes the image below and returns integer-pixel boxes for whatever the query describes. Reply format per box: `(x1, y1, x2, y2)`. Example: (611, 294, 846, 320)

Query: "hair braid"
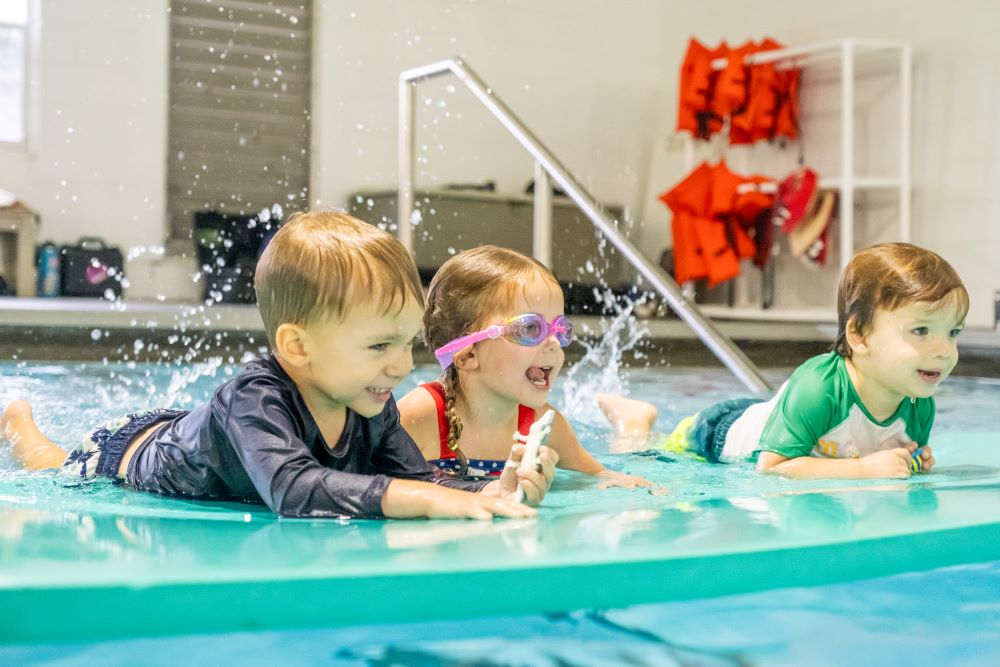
(442, 366, 469, 474)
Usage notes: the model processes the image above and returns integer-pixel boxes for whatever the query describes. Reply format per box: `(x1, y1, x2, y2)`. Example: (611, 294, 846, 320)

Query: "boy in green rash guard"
(600, 242, 969, 480)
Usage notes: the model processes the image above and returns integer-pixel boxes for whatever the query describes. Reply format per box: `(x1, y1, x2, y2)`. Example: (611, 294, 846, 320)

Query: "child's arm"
(396, 387, 445, 460)
(749, 364, 927, 480)
(381, 396, 558, 507)
(381, 479, 538, 519)
(224, 382, 495, 518)
(546, 407, 652, 489)
(757, 446, 918, 479)
(375, 406, 558, 517)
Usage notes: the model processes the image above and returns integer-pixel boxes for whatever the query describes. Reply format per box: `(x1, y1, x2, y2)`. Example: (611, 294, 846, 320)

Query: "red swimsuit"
(420, 382, 536, 476)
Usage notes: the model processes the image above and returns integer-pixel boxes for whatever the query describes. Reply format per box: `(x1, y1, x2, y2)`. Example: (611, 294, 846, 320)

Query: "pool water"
(1, 358, 999, 663)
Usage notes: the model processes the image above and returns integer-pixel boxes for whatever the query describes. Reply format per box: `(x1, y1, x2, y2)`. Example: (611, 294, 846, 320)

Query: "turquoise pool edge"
(4, 520, 999, 644)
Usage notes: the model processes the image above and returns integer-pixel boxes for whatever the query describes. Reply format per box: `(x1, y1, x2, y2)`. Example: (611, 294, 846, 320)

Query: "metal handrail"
(398, 57, 771, 393)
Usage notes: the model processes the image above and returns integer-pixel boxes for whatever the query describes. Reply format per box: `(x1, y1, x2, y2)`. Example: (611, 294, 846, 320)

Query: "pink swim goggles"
(434, 313, 574, 369)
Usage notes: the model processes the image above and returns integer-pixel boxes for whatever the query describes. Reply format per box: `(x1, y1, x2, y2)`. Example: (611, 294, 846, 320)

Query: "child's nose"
(386, 348, 414, 378)
(934, 336, 957, 358)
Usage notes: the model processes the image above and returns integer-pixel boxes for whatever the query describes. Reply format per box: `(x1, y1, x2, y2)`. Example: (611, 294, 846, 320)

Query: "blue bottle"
(37, 242, 61, 297)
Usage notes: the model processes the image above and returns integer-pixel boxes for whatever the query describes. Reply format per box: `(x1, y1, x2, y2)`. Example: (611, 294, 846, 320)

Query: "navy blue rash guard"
(127, 354, 490, 518)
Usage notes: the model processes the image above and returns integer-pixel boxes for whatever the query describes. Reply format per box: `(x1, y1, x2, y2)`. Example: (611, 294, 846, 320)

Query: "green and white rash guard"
(721, 352, 935, 462)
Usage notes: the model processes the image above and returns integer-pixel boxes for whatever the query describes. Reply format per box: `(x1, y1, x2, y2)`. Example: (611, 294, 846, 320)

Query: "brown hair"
(424, 245, 560, 471)
(254, 209, 424, 347)
(834, 242, 968, 358)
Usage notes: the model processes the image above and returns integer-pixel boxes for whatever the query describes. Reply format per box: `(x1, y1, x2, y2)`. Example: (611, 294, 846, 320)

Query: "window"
(0, 0, 29, 144)
(167, 0, 313, 240)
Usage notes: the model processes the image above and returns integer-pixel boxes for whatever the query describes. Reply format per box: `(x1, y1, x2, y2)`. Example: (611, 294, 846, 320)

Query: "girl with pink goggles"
(434, 313, 573, 370)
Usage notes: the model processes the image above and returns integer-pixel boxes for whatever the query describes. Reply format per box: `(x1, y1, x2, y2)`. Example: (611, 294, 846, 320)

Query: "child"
(1, 211, 557, 520)
(600, 242, 967, 479)
(397, 245, 651, 489)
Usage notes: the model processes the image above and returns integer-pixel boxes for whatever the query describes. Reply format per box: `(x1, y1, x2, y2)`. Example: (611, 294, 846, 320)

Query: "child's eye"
(369, 342, 390, 352)
(911, 327, 928, 336)
(949, 328, 964, 338)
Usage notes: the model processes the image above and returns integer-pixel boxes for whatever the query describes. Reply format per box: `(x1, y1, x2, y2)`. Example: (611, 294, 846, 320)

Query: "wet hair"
(254, 209, 424, 347)
(424, 245, 561, 471)
(834, 242, 968, 358)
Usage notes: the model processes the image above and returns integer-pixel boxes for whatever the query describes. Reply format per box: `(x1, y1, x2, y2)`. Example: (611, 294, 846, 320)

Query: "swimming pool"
(1, 357, 999, 662)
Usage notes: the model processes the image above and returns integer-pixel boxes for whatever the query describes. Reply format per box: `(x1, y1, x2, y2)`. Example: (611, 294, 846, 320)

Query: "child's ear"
(845, 317, 870, 355)
(274, 323, 310, 367)
(452, 345, 480, 371)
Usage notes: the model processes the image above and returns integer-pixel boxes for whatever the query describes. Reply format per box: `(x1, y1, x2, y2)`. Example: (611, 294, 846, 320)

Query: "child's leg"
(681, 398, 763, 463)
(1, 400, 68, 470)
(597, 394, 659, 453)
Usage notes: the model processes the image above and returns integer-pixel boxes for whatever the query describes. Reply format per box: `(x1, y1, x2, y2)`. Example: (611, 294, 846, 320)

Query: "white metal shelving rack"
(680, 38, 912, 321)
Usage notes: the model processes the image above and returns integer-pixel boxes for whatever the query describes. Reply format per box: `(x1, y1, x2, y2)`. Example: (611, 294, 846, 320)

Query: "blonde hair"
(424, 245, 561, 471)
(834, 242, 968, 358)
(254, 209, 424, 347)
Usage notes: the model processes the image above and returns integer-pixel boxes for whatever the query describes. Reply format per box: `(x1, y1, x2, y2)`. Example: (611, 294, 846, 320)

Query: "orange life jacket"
(712, 40, 756, 118)
(677, 38, 729, 139)
(677, 37, 802, 146)
(660, 161, 776, 286)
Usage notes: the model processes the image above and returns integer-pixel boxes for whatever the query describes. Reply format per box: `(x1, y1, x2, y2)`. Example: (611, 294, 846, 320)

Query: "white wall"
(1, 1, 996, 327)
(0, 0, 169, 251)
(312, 0, 1000, 328)
(311, 0, 675, 223)
(641, 0, 1000, 326)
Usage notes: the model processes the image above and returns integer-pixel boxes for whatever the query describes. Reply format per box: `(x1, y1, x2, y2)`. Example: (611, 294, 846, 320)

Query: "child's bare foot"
(598, 394, 660, 454)
(2, 400, 67, 470)
(1, 400, 33, 443)
(597, 394, 658, 437)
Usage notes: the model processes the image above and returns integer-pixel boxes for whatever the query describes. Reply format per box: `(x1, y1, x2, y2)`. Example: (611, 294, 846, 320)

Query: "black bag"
(194, 211, 277, 303)
(60, 237, 124, 298)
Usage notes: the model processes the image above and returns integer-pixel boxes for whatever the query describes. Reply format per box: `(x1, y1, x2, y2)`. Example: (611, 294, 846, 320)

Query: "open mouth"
(525, 366, 553, 390)
(917, 369, 942, 383)
(366, 385, 394, 400)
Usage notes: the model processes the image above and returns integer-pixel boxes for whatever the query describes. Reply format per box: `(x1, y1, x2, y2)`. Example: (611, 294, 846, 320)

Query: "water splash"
(559, 288, 650, 428)
(162, 356, 224, 408)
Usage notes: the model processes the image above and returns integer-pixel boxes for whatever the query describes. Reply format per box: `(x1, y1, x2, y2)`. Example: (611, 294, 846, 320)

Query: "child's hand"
(425, 487, 538, 520)
(596, 469, 657, 491)
(859, 448, 915, 478)
(908, 442, 936, 472)
(494, 443, 559, 505)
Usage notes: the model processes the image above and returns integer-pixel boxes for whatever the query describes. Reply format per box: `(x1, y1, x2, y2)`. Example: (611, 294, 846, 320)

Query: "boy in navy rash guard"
(2, 211, 557, 519)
